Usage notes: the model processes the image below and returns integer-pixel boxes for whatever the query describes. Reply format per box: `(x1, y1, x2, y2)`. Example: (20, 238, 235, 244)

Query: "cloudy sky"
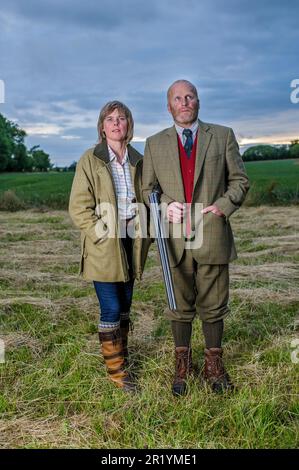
(0, 0, 298, 166)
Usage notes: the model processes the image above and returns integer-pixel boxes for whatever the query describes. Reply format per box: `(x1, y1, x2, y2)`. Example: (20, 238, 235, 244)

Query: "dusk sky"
(0, 0, 298, 166)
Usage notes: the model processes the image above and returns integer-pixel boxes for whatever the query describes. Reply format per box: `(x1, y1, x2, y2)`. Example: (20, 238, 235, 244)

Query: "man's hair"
(97, 100, 134, 144)
(167, 79, 199, 102)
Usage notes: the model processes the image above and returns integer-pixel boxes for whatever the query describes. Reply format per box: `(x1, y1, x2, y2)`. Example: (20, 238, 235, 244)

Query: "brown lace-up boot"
(172, 347, 192, 396)
(98, 328, 136, 392)
(203, 348, 234, 393)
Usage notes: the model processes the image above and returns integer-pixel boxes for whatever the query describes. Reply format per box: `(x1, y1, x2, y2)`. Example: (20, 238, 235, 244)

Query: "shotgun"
(149, 186, 177, 311)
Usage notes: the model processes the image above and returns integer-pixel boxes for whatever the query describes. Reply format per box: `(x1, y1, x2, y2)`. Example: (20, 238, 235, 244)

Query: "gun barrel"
(149, 190, 177, 311)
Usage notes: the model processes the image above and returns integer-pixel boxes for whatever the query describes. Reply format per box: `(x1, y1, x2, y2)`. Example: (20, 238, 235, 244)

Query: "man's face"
(167, 83, 199, 127)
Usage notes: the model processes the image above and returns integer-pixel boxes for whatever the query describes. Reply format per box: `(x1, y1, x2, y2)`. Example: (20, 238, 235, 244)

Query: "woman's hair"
(97, 100, 134, 145)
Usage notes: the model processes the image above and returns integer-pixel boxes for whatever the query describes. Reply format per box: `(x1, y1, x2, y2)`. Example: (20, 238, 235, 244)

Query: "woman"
(69, 101, 151, 392)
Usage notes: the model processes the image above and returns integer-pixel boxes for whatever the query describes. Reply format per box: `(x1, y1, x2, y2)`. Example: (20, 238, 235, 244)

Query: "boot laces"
(207, 354, 225, 376)
(176, 351, 189, 379)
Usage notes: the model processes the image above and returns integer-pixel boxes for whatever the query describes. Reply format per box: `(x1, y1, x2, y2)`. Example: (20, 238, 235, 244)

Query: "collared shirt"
(108, 145, 136, 220)
(175, 120, 199, 146)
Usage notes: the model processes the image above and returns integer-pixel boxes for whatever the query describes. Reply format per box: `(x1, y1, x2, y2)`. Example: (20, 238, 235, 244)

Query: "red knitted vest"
(178, 132, 198, 203)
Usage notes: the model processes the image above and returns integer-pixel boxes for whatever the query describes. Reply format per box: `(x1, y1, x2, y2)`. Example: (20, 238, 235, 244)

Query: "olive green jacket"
(69, 141, 151, 282)
(142, 120, 250, 266)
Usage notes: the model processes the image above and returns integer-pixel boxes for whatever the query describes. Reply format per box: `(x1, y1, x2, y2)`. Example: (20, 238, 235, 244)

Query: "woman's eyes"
(106, 116, 126, 121)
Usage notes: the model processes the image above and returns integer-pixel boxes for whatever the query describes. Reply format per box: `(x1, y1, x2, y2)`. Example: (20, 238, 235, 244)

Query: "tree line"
(0, 113, 54, 172)
(242, 141, 299, 161)
(1, 112, 299, 171)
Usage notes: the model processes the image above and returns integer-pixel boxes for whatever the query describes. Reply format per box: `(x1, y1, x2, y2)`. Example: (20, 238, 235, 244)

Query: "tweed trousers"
(166, 248, 230, 323)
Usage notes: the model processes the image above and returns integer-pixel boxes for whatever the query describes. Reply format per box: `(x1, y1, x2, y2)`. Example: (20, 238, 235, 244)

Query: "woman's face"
(103, 108, 128, 143)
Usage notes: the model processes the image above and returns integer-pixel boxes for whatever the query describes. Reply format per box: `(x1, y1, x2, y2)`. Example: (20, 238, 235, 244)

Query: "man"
(142, 79, 249, 395)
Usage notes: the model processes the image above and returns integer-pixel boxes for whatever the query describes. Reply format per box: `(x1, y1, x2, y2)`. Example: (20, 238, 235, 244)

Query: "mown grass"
(0, 207, 298, 448)
(0, 159, 299, 210)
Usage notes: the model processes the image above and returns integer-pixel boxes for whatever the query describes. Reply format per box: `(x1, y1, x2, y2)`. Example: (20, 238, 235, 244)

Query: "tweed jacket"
(142, 120, 250, 266)
(69, 141, 151, 282)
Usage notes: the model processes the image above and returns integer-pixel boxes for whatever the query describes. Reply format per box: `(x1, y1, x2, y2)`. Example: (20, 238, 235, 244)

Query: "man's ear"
(167, 103, 171, 114)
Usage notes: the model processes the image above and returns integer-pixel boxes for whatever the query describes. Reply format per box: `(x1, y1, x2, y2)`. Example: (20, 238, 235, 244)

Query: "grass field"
(0, 159, 298, 210)
(244, 159, 299, 205)
(0, 207, 298, 448)
(0, 172, 72, 210)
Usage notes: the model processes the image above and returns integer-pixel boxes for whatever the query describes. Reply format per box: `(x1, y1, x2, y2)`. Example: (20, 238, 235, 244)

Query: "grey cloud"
(0, 0, 159, 29)
(0, 0, 298, 166)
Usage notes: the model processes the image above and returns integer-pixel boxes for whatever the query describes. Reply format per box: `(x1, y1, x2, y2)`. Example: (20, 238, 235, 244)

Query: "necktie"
(183, 129, 193, 158)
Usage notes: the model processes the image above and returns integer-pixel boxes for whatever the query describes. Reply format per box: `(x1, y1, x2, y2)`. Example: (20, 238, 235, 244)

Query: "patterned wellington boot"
(120, 317, 132, 365)
(99, 328, 136, 393)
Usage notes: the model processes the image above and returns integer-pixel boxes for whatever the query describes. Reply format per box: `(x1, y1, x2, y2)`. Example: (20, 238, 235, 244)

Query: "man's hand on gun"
(166, 202, 186, 223)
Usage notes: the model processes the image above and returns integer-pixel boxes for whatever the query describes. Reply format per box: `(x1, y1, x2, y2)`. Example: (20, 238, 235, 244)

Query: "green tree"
(0, 132, 13, 171)
(289, 144, 299, 158)
(29, 146, 52, 171)
(8, 143, 30, 171)
(0, 113, 52, 171)
(276, 145, 289, 159)
(0, 113, 27, 171)
(68, 161, 77, 171)
(243, 145, 280, 162)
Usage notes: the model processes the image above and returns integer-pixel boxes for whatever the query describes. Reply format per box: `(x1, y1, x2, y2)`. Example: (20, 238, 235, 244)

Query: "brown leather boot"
(98, 329, 136, 392)
(120, 318, 131, 364)
(203, 348, 234, 393)
(172, 347, 192, 396)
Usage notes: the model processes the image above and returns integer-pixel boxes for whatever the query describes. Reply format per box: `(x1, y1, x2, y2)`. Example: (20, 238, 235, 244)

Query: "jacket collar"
(165, 119, 211, 137)
(164, 119, 213, 203)
(93, 140, 142, 167)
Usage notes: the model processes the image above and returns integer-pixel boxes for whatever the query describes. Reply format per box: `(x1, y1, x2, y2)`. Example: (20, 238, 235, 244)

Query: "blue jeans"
(93, 234, 134, 327)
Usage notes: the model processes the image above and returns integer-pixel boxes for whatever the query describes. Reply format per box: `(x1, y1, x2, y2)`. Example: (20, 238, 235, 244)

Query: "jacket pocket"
(204, 153, 222, 164)
(210, 211, 227, 224)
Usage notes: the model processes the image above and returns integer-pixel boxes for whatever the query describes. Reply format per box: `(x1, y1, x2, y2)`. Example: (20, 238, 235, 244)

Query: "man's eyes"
(175, 96, 195, 101)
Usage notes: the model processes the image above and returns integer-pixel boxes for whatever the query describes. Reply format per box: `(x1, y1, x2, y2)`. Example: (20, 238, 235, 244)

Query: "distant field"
(245, 159, 299, 205)
(0, 172, 73, 209)
(0, 159, 298, 209)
